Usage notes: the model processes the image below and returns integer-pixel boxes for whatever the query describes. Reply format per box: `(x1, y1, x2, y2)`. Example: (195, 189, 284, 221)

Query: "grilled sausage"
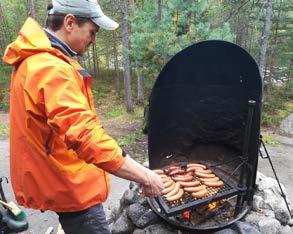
(162, 181, 176, 194)
(172, 175, 193, 182)
(164, 182, 180, 198)
(164, 166, 181, 174)
(195, 169, 213, 174)
(195, 172, 216, 178)
(186, 166, 202, 173)
(153, 169, 164, 174)
(199, 177, 220, 182)
(179, 180, 200, 187)
(163, 179, 173, 188)
(166, 188, 184, 202)
(160, 174, 168, 179)
(203, 180, 224, 187)
(169, 169, 185, 176)
(192, 189, 208, 199)
(162, 177, 171, 183)
(187, 163, 206, 169)
(183, 185, 206, 193)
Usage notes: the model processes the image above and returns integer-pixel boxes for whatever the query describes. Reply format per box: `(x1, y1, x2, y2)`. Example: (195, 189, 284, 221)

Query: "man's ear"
(63, 14, 76, 32)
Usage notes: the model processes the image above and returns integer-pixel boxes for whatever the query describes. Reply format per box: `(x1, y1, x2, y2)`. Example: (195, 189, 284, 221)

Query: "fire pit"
(146, 40, 262, 231)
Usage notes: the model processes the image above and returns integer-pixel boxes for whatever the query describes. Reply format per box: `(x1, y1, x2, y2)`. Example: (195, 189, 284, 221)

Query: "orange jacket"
(2, 18, 125, 212)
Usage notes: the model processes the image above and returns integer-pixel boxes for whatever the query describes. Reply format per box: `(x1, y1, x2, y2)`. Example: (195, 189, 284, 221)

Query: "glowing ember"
(208, 202, 218, 210)
(182, 210, 191, 219)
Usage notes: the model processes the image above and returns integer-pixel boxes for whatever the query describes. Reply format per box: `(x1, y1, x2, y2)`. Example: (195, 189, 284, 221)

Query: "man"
(2, 0, 163, 233)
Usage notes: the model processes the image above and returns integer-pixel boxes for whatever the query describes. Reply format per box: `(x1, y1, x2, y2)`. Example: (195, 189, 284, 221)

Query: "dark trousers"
(57, 204, 111, 234)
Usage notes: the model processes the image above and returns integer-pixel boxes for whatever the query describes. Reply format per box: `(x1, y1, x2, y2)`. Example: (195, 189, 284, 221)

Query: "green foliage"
(262, 133, 278, 145)
(262, 84, 293, 128)
(117, 128, 143, 147)
(129, 0, 234, 83)
(0, 124, 9, 139)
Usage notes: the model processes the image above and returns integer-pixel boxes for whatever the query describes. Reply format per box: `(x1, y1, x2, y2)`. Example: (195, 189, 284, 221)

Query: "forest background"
(0, 0, 292, 141)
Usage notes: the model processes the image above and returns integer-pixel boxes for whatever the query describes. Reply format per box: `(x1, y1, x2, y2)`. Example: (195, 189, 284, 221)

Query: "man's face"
(67, 17, 99, 56)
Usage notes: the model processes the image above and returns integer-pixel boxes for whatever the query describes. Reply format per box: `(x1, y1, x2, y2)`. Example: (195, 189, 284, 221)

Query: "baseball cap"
(48, 0, 119, 30)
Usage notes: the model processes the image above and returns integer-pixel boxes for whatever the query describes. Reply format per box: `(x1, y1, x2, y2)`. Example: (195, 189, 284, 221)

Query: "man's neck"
(45, 28, 77, 57)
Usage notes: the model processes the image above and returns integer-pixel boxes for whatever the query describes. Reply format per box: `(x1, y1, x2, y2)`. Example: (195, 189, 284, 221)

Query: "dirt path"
(1, 112, 293, 233)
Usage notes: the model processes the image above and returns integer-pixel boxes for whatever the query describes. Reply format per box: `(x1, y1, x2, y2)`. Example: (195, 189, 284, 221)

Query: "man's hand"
(112, 155, 163, 197)
(140, 169, 164, 197)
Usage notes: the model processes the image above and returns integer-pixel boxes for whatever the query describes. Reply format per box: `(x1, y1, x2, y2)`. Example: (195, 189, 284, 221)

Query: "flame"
(208, 202, 218, 211)
(182, 210, 191, 219)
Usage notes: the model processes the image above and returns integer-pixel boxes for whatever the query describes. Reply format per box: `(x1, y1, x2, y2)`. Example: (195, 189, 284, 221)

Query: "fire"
(208, 202, 217, 210)
(182, 210, 191, 219)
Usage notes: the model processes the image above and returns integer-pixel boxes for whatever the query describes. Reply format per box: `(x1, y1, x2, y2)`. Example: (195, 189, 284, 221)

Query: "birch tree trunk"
(112, 31, 120, 95)
(259, 0, 273, 80)
(27, 0, 36, 19)
(121, 0, 133, 112)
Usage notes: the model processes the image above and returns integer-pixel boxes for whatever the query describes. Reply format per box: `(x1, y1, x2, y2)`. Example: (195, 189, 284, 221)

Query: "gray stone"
(127, 204, 160, 228)
(120, 188, 140, 209)
(232, 221, 261, 234)
(212, 229, 237, 234)
(111, 210, 135, 234)
(258, 218, 281, 234)
(280, 225, 293, 234)
(288, 218, 293, 226)
(133, 229, 146, 234)
(253, 195, 267, 211)
(279, 113, 293, 137)
(274, 207, 290, 225)
(244, 211, 264, 226)
(144, 224, 177, 234)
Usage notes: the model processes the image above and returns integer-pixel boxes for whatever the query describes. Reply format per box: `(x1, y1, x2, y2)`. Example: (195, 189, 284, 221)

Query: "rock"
(111, 210, 135, 234)
(280, 225, 293, 234)
(120, 189, 140, 209)
(144, 224, 177, 234)
(253, 195, 267, 211)
(258, 218, 281, 234)
(274, 207, 290, 225)
(212, 229, 237, 234)
(133, 229, 146, 234)
(288, 218, 293, 226)
(231, 221, 261, 234)
(127, 204, 160, 228)
(244, 211, 264, 226)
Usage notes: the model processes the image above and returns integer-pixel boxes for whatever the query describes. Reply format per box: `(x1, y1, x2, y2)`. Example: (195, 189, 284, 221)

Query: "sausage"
(164, 166, 180, 174)
(199, 177, 220, 182)
(187, 163, 206, 169)
(164, 182, 180, 198)
(169, 169, 185, 176)
(153, 169, 164, 174)
(186, 166, 203, 173)
(204, 180, 224, 187)
(160, 174, 168, 179)
(183, 185, 206, 193)
(162, 181, 176, 194)
(192, 189, 208, 199)
(195, 172, 216, 178)
(166, 188, 184, 202)
(179, 180, 200, 187)
(162, 177, 171, 183)
(163, 179, 173, 188)
(172, 175, 193, 182)
(194, 169, 213, 174)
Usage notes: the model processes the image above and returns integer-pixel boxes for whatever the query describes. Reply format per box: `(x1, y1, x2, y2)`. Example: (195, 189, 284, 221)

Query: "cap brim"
(92, 15, 119, 30)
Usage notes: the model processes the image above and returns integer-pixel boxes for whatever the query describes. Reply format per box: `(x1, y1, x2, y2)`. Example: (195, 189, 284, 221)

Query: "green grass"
(261, 133, 278, 145)
(0, 124, 9, 139)
(117, 128, 143, 147)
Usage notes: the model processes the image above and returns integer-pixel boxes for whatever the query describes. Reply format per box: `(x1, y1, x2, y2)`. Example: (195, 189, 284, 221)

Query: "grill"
(146, 40, 262, 231)
(155, 163, 245, 216)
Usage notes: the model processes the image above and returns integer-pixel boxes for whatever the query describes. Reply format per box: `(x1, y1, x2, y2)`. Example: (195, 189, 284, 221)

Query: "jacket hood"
(2, 17, 66, 66)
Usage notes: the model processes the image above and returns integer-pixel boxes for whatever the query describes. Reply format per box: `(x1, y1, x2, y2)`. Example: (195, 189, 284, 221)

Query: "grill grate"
(156, 173, 245, 216)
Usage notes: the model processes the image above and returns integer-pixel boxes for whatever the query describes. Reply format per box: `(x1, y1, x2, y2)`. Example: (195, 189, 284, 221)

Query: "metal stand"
(234, 100, 256, 217)
(259, 137, 292, 218)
